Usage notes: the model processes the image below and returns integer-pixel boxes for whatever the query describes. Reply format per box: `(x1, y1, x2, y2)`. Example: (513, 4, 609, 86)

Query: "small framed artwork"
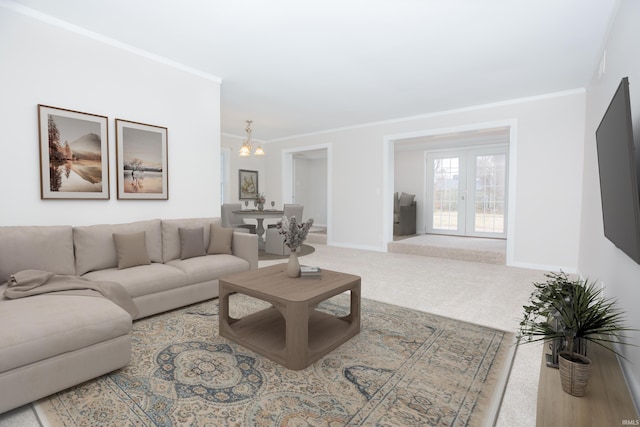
(115, 119, 168, 200)
(239, 169, 258, 199)
(38, 104, 110, 199)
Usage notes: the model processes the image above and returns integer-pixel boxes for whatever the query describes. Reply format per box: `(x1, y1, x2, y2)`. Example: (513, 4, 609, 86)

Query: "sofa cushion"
(166, 254, 249, 284)
(113, 231, 151, 269)
(74, 219, 162, 275)
(82, 263, 189, 298)
(162, 218, 222, 262)
(0, 286, 131, 374)
(207, 225, 233, 255)
(179, 227, 206, 260)
(0, 226, 76, 285)
(399, 192, 415, 206)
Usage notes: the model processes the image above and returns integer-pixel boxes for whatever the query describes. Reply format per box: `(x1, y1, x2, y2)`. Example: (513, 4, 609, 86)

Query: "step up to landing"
(388, 234, 506, 265)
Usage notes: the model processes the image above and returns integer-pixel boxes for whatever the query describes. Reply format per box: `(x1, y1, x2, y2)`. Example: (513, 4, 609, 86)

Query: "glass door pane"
(471, 153, 506, 236)
(431, 156, 462, 233)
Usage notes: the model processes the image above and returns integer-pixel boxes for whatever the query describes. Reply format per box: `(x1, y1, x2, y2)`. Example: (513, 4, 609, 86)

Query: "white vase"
(287, 251, 300, 278)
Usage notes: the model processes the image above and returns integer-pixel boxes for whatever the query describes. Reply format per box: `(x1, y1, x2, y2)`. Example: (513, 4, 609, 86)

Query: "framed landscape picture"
(239, 169, 258, 200)
(116, 119, 168, 200)
(38, 105, 110, 199)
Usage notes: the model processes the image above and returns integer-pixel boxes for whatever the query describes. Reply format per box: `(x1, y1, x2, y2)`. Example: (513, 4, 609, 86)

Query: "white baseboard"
(329, 241, 386, 252)
(507, 260, 577, 274)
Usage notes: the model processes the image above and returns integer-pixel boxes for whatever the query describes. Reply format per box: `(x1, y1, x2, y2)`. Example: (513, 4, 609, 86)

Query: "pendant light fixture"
(239, 120, 265, 156)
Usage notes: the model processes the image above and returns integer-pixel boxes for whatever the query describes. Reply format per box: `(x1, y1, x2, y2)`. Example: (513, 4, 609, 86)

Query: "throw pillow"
(207, 224, 234, 255)
(113, 231, 151, 269)
(179, 227, 206, 260)
(399, 192, 415, 207)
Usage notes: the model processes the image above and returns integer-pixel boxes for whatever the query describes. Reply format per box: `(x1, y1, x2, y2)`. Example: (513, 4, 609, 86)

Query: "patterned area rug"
(35, 294, 516, 426)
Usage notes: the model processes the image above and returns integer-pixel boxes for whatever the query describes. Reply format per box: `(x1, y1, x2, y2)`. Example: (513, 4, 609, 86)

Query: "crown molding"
(267, 88, 586, 143)
(0, 0, 222, 83)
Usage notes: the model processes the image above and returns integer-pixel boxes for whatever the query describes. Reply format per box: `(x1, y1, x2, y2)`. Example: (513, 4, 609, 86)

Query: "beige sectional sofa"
(0, 217, 257, 414)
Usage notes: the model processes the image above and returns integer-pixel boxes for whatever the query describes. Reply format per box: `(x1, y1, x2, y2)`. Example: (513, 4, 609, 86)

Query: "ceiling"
(6, 0, 619, 141)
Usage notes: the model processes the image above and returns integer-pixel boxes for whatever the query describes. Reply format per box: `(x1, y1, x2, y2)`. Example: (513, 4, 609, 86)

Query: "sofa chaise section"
(0, 289, 132, 415)
(0, 225, 132, 414)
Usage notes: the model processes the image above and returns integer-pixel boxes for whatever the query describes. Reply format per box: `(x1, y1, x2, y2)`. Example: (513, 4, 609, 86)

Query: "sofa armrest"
(231, 231, 258, 270)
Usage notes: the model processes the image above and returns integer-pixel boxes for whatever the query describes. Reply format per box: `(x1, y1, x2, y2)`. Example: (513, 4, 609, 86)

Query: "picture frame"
(115, 119, 168, 200)
(38, 105, 110, 199)
(239, 169, 258, 200)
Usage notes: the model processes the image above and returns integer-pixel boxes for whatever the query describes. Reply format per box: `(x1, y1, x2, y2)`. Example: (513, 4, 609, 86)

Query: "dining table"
(233, 209, 284, 250)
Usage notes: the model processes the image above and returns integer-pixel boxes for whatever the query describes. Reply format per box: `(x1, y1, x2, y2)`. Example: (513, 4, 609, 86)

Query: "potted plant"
(518, 271, 635, 397)
(276, 216, 314, 277)
(255, 193, 266, 211)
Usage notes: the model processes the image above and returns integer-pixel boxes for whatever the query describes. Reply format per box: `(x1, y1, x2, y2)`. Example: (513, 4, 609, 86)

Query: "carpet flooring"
(35, 293, 516, 427)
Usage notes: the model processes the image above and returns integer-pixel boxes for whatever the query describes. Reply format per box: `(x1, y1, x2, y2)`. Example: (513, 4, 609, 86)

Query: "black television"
(595, 77, 640, 264)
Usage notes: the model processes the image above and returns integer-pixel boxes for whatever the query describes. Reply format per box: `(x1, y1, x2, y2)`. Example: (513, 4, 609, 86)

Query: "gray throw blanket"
(3, 270, 138, 318)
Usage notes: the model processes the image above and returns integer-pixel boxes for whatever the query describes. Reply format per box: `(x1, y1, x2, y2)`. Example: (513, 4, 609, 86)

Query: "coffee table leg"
(350, 287, 361, 332)
(218, 283, 233, 337)
(337, 286, 361, 328)
(285, 301, 309, 370)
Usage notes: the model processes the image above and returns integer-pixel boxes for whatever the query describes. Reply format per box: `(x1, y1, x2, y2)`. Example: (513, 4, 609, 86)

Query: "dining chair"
(221, 203, 256, 233)
(265, 204, 303, 255)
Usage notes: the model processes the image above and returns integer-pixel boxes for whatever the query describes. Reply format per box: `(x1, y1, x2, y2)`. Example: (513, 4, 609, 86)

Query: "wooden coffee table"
(219, 264, 361, 370)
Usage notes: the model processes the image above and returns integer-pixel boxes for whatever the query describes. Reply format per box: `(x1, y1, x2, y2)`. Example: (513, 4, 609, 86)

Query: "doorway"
(386, 122, 516, 264)
(282, 145, 332, 244)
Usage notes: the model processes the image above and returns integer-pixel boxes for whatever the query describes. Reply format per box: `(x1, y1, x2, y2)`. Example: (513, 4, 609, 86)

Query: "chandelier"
(239, 120, 265, 156)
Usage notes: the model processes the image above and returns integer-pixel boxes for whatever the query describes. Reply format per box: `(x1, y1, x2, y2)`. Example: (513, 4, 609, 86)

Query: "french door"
(426, 146, 507, 238)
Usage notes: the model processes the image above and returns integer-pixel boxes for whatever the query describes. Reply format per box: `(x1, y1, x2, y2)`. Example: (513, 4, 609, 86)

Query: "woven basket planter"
(558, 351, 592, 396)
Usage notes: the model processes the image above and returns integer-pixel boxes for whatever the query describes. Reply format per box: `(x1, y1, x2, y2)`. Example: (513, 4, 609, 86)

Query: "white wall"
(0, 7, 221, 226)
(578, 0, 640, 409)
(265, 92, 586, 270)
(394, 151, 425, 232)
